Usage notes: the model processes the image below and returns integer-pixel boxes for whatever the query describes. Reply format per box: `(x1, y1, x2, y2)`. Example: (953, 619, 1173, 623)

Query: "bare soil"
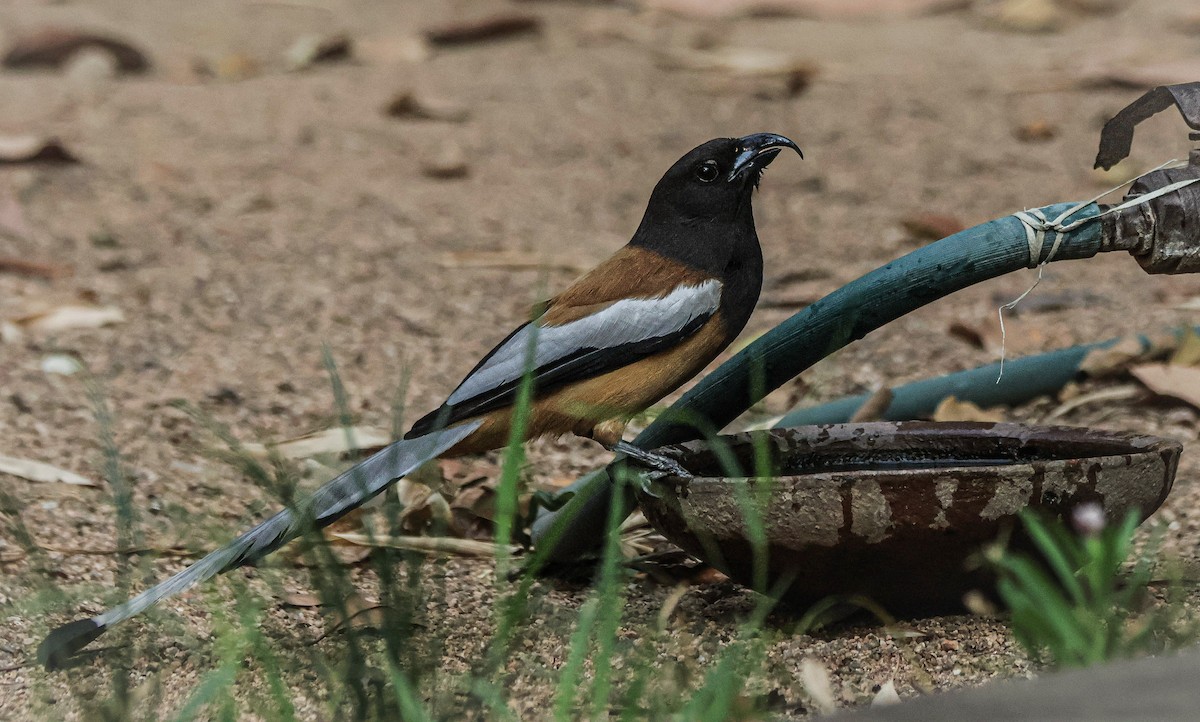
(3, 0, 1200, 719)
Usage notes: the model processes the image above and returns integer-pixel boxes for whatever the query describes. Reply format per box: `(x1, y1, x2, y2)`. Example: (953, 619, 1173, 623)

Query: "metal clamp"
(1097, 82, 1200, 274)
(1096, 82, 1200, 171)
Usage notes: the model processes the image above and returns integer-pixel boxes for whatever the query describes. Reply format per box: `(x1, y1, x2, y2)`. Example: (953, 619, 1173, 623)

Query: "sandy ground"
(3, 0, 1200, 719)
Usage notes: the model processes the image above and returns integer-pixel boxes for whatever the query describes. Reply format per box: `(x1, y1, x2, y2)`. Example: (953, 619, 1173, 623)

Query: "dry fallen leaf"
(900, 212, 966, 241)
(423, 14, 542, 46)
(41, 354, 83, 376)
(384, 91, 470, 122)
(213, 53, 260, 81)
(1014, 119, 1057, 142)
(0, 454, 97, 487)
(396, 476, 435, 508)
(281, 592, 323, 608)
(981, 0, 1064, 33)
(540, 476, 576, 490)
(620, 527, 658, 559)
(330, 546, 375, 566)
(15, 304, 124, 332)
(278, 506, 379, 566)
(702, 63, 818, 99)
(0, 135, 79, 165)
(438, 457, 500, 487)
(659, 47, 815, 78)
(407, 457, 449, 490)
(947, 320, 986, 350)
(950, 315, 1054, 357)
(1130, 364, 1200, 410)
(760, 66, 816, 98)
(241, 425, 392, 459)
(422, 143, 469, 179)
(932, 396, 1004, 423)
(450, 482, 498, 539)
(872, 680, 901, 706)
(64, 47, 119, 84)
(3, 27, 149, 72)
(393, 478, 452, 533)
(618, 511, 659, 559)
(800, 658, 836, 716)
(1170, 328, 1200, 368)
(1079, 336, 1148, 377)
(289, 538, 374, 567)
(285, 33, 353, 71)
(962, 589, 999, 616)
(326, 593, 389, 634)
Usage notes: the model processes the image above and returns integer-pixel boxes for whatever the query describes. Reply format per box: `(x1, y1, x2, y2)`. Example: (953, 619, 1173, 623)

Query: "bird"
(37, 132, 801, 669)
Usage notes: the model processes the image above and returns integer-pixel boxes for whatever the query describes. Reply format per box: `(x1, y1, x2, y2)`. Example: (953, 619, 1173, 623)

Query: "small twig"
(1045, 384, 1143, 421)
(34, 543, 197, 557)
(0, 256, 72, 280)
(424, 14, 541, 46)
(656, 583, 690, 629)
(329, 532, 520, 557)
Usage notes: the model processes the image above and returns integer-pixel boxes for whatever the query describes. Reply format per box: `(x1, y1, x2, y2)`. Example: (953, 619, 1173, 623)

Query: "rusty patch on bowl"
(635, 422, 1179, 615)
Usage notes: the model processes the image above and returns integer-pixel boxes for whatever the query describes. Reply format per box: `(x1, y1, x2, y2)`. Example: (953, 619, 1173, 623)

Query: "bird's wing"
(406, 254, 722, 437)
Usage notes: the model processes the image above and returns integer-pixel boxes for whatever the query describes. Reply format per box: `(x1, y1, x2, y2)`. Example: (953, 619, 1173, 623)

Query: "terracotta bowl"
(635, 422, 1180, 615)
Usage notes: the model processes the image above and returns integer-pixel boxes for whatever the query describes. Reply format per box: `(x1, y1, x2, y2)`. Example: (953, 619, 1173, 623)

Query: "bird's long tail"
(37, 421, 482, 670)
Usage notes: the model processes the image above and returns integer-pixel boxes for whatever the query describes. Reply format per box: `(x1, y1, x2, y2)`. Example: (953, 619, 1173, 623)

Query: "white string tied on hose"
(995, 159, 1200, 383)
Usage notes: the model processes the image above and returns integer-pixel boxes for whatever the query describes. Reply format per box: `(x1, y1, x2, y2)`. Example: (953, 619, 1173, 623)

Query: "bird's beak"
(728, 133, 803, 182)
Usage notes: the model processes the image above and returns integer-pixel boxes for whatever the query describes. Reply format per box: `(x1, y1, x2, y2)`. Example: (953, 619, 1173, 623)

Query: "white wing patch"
(445, 279, 722, 406)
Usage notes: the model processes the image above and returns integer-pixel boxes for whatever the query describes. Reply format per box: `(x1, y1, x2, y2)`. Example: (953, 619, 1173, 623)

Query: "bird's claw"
(638, 470, 667, 498)
(609, 441, 691, 499)
(611, 440, 691, 477)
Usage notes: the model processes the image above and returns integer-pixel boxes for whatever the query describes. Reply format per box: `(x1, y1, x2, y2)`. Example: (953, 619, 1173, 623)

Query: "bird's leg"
(582, 420, 693, 493)
(608, 440, 692, 480)
(587, 418, 626, 449)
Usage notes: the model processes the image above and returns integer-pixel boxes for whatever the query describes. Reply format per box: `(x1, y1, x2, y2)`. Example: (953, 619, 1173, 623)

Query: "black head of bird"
(632, 132, 801, 277)
(642, 133, 801, 224)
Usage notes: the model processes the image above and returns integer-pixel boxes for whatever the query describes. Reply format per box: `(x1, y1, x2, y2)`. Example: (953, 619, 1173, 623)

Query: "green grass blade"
(1020, 511, 1085, 603)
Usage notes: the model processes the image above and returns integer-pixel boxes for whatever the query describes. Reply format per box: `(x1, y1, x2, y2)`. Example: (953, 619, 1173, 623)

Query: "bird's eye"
(695, 160, 719, 183)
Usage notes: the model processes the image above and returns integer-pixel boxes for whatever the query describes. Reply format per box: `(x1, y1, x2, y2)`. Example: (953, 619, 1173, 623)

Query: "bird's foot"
(609, 440, 692, 495)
